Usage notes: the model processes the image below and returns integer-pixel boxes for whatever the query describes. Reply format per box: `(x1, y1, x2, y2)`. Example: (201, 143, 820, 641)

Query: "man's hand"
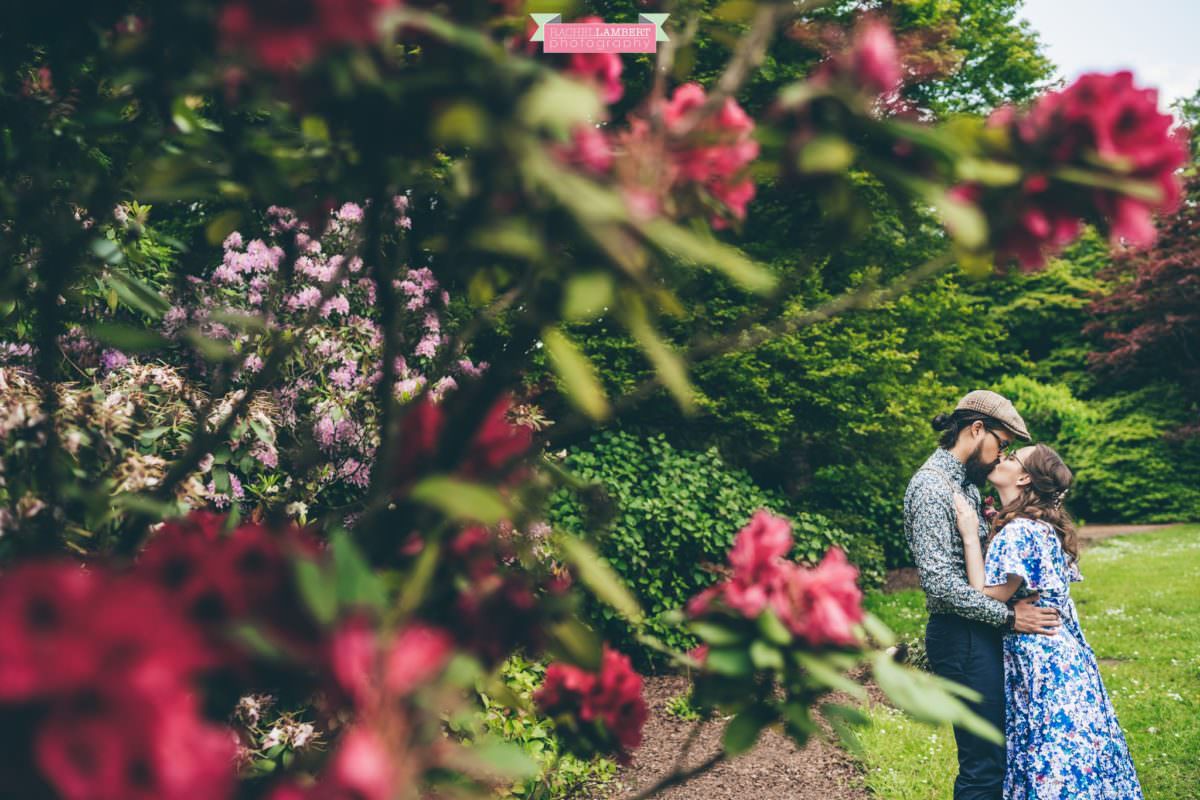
(1012, 594, 1061, 635)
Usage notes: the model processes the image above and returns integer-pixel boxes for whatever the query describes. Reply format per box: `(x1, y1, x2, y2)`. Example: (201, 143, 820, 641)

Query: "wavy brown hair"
(989, 443, 1079, 565)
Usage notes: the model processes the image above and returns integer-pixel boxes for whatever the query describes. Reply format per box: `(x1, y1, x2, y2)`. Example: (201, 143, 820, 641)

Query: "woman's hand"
(953, 493, 980, 538)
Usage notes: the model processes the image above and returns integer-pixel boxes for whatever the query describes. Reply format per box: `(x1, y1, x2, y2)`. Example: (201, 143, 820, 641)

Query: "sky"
(1019, 0, 1200, 110)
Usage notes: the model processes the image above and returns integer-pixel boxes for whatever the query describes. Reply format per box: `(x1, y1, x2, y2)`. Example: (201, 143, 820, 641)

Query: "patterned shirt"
(903, 448, 1008, 627)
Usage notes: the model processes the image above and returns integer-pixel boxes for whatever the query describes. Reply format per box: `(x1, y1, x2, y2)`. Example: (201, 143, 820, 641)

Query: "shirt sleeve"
(904, 477, 1009, 627)
(984, 519, 1068, 592)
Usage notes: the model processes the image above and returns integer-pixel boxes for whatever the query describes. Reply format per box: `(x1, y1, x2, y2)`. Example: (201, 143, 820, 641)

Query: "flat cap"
(955, 389, 1031, 441)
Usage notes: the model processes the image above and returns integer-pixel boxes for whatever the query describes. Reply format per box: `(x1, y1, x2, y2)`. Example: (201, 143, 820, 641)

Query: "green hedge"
(548, 430, 886, 665)
(993, 377, 1200, 523)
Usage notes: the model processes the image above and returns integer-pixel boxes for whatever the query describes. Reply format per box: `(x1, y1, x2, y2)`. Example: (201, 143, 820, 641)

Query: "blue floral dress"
(984, 518, 1143, 799)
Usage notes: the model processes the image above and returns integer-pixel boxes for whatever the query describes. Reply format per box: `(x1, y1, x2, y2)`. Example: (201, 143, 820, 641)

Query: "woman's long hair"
(989, 443, 1079, 566)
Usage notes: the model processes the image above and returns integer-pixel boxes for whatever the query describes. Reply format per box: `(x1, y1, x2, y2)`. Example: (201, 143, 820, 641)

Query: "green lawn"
(856, 525, 1200, 800)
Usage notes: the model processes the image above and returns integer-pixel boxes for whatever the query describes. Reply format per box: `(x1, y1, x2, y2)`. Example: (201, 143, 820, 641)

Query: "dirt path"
(603, 675, 870, 800)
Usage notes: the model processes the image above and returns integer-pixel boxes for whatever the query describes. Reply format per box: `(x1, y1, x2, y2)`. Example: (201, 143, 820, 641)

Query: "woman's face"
(987, 445, 1036, 488)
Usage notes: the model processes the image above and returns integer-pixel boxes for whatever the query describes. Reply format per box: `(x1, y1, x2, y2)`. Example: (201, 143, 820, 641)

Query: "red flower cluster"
(391, 393, 534, 490)
(533, 646, 648, 764)
(330, 614, 453, 708)
(218, 0, 401, 72)
(961, 71, 1189, 269)
(446, 526, 547, 664)
(565, 17, 624, 105)
(686, 510, 865, 648)
(0, 561, 235, 800)
(616, 82, 760, 230)
(137, 511, 323, 658)
(811, 17, 903, 97)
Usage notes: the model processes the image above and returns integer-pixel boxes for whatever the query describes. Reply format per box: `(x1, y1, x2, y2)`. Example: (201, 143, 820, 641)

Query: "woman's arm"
(953, 495, 1024, 602)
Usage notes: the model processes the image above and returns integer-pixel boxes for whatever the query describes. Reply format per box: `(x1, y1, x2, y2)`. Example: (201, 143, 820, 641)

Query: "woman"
(953, 443, 1143, 799)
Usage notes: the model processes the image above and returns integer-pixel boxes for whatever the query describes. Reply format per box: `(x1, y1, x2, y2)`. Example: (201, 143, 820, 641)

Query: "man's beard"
(963, 441, 1000, 487)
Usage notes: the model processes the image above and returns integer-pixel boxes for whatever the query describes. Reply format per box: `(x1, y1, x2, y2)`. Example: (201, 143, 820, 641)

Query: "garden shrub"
(993, 377, 1200, 523)
(548, 429, 886, 665)
(474, 653, 617, 799)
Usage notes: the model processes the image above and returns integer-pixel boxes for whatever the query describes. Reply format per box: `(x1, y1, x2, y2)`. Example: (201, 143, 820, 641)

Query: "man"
(903, 390, 1062, 800)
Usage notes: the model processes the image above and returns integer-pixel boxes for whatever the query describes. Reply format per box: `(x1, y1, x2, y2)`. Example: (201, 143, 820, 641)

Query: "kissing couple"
(904, 390, 1142, 799)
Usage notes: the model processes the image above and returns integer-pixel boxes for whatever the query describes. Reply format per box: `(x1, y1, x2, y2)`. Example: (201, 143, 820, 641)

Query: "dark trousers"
(924, 613, 1006, 800)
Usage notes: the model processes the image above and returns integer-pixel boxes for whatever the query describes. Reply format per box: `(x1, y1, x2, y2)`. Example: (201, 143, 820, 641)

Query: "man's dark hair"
(931, 409, 1005, 449)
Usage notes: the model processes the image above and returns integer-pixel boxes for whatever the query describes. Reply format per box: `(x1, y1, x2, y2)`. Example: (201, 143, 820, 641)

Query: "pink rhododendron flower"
(959, 71, 1188, 269)
(565, 20, 624, 105)
(847, 18, 902, 95)
(219, 0, 401, 72)
(770, 548, 864, 647)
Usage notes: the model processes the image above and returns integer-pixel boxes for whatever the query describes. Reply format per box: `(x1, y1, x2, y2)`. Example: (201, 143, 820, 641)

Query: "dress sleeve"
(983, 519, 1067, 592)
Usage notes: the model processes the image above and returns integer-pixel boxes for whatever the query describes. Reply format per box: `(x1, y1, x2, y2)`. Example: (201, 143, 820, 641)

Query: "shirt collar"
(927, 447, 968, 487)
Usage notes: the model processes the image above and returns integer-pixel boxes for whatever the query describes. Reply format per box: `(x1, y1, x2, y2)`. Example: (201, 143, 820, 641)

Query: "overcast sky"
(1019, 0, 1200, 110)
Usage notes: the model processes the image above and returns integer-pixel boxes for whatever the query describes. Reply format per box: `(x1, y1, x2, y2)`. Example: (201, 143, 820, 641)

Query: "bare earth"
(598, 523, 1183, 799)
(601, 675, 871, 800)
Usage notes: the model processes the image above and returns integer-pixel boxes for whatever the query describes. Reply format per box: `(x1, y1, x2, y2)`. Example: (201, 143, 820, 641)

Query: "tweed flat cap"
(955, 389, 1031, 441)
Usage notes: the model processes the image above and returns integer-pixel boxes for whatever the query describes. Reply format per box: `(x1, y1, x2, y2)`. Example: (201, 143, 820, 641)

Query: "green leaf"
(621, 297, 696, 414)
(860, 612, 897, 648)
(292, 557, 337, 626)
(107, 270, 170, 318)
(705, 647, 754, 678)
(211, 465, 230, 494)
(556, 533, 644, 624)
(89, 322, 169, 352)
(797, 135, 857, 174)
(90, 238, 124, 265)
(930, 188, 988, 250)
(1052, 166, 1163, 202)
(722, 705, 775, 756)
(956, 158, 1022, 186)
(431, 101, 490, 147)
(547, 618, 604, 671)
(301, 115, 331, 142)
(469, 218, 546, 261)
(542, 326, 610, 421)
(689, 620, 745, 647)
(230, 623, 286, 661)
(871, 652, 1003, 744)
(208, 309, 268, 333)
(138, 426, 170, 445)
(562, 272, 614, 322)
(183, 329, 236, 362)
(757, 608, 793, 647)
(409, 475, 511, 524)
(749, 640, 785, 671)
(205, 210, 243, 246)
(464, 740, 540, 780)
(330, 529, 386, 610)
(794, 652, 868, 701)
(517, 72, 603, 138)
(638, 218, 776, 294)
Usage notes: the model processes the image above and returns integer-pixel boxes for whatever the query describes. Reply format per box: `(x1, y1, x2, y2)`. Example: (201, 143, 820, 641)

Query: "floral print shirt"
(903, 448, 1009, 627)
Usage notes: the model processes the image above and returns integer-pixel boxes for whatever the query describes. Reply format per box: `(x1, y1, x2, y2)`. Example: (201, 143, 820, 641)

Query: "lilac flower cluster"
(157, 197, 488, 513)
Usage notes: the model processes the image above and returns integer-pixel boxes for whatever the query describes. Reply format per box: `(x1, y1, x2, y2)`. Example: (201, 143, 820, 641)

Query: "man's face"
(963, 422, 1014, 486)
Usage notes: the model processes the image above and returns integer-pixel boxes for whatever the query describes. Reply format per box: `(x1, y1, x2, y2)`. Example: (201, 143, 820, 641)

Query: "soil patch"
(603, 675, 870, 800)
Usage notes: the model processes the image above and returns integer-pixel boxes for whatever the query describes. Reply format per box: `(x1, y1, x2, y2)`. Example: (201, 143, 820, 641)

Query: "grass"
(855, 525, 1200, 800)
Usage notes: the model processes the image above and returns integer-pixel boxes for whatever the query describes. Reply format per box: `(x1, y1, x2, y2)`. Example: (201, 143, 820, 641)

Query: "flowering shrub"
(957, 71, 1190, 268)
(534, 647, 648, 765)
